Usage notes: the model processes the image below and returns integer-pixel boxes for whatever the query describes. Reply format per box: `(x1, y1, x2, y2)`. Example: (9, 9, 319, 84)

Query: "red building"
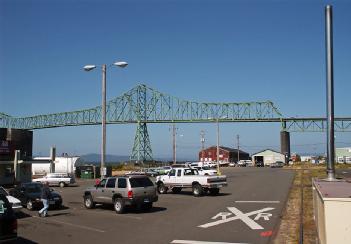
(199, 146, 250, 163)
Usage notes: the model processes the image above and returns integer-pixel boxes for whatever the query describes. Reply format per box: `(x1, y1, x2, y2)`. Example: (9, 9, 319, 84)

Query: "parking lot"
(14, 167, 294, 244)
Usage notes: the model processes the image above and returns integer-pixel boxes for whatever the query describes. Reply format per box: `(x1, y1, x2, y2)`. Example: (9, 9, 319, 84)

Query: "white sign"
(199, 206, 274, 230)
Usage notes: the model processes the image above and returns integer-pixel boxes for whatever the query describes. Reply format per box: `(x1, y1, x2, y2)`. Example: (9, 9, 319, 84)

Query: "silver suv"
(83, 175, 158, 214)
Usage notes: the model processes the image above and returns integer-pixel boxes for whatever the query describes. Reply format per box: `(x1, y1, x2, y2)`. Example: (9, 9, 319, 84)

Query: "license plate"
(49, 200, 55, 204)
(143, 199, 150, 203)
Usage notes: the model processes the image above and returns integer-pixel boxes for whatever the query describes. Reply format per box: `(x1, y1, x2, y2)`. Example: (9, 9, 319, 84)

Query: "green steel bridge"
(1, 84, 350, 161)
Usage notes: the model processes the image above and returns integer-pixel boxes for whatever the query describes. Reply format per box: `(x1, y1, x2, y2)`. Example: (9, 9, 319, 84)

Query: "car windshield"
(202, 166, 211, 170)
(0, 187, 9, 196)
(25, 184, 42, 193)
(129, 177, 154, 188)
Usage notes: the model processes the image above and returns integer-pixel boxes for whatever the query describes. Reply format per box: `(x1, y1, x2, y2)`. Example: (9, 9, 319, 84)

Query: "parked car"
(229, 162, 236, 167)
(83, 175, 158, 214)
(32, 172, 76, 187)
(9, 182, 63, 210)
(144, 168, 159, 177)
(270, 161, 285, 168)
(0, 187, 22, 212)
(193, 166, 217, 176)
(207, 162, 218, 168)
(245, 161, 254, 167)
(256, 161, 264, 167)
(237, 160, 247, 167)
(161, 166, 172, 174)
(156, 167, 227, 196)
(0, 193, 17, 242)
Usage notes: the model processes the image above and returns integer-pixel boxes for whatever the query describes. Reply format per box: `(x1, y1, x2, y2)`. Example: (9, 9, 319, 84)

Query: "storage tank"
(32, 156, 81, 175)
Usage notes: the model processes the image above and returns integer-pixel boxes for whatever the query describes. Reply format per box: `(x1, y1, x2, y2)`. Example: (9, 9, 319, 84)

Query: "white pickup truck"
(155, 167, 227, 197)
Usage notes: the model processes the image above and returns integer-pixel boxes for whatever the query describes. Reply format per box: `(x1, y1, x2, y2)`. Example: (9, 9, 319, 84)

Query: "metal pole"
(237, 134, 240, 162)
(175, 125, 177, 165)
(216, 119, 220, 175)
(325, 5, 335, 180)
(14, 150, 20, 182)
(201, 130, 205, 164)
(101, 64, 106, 179)
(172, 123, 176, 164)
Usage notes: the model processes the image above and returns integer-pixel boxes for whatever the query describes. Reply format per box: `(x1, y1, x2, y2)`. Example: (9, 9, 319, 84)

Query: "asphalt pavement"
(13, 167, 295, 244)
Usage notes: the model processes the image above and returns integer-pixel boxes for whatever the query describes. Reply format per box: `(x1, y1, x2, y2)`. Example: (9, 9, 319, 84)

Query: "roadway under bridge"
(1, 84, 351, 162)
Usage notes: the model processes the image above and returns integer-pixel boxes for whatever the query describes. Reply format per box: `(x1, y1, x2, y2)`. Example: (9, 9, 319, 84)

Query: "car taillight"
(128, 190, 133, 198)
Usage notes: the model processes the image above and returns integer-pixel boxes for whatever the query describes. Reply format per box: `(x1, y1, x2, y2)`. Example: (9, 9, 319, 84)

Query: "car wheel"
(84, 195, 95, 209)
(59, 182, 65, 188)
(114, 198, 125, 214)
(157, 183, 168, 194)
(26, 200, 34, 210)
(171, 187, 182, 194)
(209, 188, 220, 195)
(192, 184, 203, 197)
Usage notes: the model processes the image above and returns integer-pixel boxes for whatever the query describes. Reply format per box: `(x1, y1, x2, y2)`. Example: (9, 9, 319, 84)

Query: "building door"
(254, 156, 264, 166)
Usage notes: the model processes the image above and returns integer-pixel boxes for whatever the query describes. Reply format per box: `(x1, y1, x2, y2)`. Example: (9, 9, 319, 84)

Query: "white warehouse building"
(336, 147, 351, 163)
(252, 149, 285, 166)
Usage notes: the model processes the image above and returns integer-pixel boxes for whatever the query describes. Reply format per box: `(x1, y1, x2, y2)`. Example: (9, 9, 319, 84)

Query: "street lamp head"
(113, 61, 128, 68)
(83, 65, 97, 71)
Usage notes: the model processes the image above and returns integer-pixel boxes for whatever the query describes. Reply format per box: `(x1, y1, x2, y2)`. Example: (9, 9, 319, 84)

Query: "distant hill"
(79, 153, 197, 165)
(80, 154, 130, 164)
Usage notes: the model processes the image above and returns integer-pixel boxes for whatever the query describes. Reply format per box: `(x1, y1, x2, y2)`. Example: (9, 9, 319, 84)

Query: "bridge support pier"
(280, 131, 291, 164)
(130, 122, 153, 165)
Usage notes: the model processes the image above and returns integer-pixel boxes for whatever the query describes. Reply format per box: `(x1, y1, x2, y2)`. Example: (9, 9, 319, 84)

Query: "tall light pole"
(325, 5, 336, 180)
(83, 61, 128, 179)
(172, 123, 177, 165)
(216, 118, 220, 175)
(237, 134, 240, 163)
(209, 116, 226, 175)
(216, 116, 227, 175)
(200, 130, 205, 164)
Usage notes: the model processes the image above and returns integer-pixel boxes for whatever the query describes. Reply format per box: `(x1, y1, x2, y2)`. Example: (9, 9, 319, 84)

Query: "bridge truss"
(1, 84, 350, 162)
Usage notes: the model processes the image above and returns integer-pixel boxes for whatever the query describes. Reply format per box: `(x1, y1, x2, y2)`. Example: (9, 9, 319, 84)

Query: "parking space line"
(171, 240, 249, 244)
(235, 201, 280, 204)
(32, 216, 106, 233)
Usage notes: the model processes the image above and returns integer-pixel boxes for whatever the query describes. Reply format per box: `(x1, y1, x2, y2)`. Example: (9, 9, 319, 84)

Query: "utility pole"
(216, 119, 220, 175)
(101, 64, 106, 179)
(201, 130, 205, 164)
(237, 134, 240, 162)
(172, 123, 177, 165)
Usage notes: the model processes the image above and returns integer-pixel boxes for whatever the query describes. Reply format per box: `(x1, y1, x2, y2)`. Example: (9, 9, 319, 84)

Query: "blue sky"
(1, 0, 350, 159)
